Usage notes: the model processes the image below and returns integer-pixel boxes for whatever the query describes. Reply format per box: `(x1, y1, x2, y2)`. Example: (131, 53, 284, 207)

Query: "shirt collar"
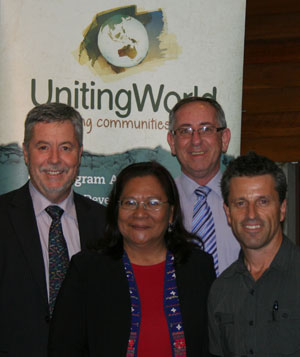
(222, 236, 291, 278)
(268, 236, 291, 272)
(29, 181, 77, 220)
(179, 170, 223, 199)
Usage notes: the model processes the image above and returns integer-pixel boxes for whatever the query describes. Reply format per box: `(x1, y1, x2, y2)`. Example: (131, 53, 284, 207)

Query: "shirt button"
(250, 289, 255, 295)
(249, 349, 254, 354)
(249, 320, 254, 326)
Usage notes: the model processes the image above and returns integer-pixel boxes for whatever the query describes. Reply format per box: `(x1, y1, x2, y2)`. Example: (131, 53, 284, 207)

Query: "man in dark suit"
(0, 103, 106, 357)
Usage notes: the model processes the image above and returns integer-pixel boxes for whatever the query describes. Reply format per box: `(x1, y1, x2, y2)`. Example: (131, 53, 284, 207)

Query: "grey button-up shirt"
(208, 236, 300, 356)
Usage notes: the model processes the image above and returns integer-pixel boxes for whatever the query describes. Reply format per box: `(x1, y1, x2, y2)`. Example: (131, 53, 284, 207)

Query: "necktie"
(45, 205, 69, 316)
(192, 187, 219, 276)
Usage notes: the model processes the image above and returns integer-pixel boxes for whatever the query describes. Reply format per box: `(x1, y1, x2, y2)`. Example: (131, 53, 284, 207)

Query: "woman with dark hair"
(48, 162, 215, 357)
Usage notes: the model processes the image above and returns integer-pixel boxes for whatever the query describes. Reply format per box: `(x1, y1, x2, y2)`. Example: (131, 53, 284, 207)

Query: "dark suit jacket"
(48, 248, 215, 357)
(0, 182, 106, 357)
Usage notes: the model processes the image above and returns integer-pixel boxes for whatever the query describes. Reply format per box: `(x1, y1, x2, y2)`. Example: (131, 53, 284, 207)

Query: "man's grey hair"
(23, 103, 84, 150)
(168, 96, 227, 131)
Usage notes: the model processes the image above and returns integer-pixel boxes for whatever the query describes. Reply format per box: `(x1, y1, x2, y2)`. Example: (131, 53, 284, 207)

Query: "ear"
(223, 202, 232, 226)
(167, 131, 177, 156)
(77, 145, 83, 164)
(279, 199, 287, 222)
(221, 128, 231, 153)
(23, 143, 29, 166)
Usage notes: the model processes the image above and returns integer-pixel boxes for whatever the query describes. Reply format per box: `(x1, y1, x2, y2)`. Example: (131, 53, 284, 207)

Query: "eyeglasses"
(119, 198, 169, 211)
(171, 125, 225, 138)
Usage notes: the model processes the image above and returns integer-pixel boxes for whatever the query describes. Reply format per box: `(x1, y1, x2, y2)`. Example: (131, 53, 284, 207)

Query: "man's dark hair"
(169, 96, 227, 131)
(24, 103, 83, 150)
(221, 151, 287, 205)
(99, 161, 201, 263)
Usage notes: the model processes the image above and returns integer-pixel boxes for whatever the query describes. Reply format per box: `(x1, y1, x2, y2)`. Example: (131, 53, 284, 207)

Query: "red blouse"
(132, 261, 172, 357)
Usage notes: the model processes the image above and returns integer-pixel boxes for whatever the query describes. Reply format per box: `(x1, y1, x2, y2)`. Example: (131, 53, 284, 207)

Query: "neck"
(124, 242, 167, 266)
(243, 234, 283, 281)
(183, 166, 220, 186)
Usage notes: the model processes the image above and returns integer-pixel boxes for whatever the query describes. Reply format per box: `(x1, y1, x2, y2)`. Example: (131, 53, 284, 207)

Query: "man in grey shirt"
(167, 96, 240, 275)
(0, 103, 106, 357)
(208, 151, 300, 356)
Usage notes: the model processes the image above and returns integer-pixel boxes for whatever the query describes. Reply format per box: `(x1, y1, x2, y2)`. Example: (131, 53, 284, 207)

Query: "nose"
(48, 147, 60, 164)
(191, 129, 203, 146)
(247, 202, 257, 220)
(133, 202, 148, 216)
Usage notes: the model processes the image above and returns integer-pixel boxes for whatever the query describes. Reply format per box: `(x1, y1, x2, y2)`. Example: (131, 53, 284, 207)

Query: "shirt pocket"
(267, 308, 300, 355)
(215, 312, 239, 356)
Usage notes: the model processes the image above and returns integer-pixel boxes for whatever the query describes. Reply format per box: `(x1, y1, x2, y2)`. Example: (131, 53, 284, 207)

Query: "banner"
(0, 0, 246, 203)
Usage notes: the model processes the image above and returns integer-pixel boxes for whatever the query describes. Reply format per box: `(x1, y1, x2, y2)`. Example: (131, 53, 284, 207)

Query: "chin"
(44, 184, 65, 193)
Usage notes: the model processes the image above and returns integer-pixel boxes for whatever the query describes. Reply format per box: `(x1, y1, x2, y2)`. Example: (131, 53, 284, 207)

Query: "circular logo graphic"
(98, 14, 149, 68)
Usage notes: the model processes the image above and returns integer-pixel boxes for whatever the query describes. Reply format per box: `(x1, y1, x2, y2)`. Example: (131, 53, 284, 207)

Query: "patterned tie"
(45, 205, 69, 316)
(192, 187, 219, 276)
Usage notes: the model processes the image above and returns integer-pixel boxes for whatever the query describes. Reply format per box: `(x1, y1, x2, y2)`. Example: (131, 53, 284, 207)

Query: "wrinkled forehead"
(174, 101, 218, 127)
(228, 175, 279, 200)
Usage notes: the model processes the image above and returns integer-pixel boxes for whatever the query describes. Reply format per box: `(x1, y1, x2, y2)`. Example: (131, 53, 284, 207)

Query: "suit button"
(45, 315, 50, 323)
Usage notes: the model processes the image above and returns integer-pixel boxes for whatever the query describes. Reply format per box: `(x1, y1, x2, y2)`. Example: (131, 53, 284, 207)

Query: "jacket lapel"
(9, 183, 48, 305)
(74, 193, 92, 250)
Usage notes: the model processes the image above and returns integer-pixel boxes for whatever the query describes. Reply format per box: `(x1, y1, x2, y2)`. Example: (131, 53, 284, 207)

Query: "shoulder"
(177, 247, 216, 283)
(209, 260, 240, 297)
(188, 247, 215, 267)
(0, 190, 15, 205)
(72, 249, 112, 264)
(283, 236, 300, 265)
(70, 250, 121, 273)
(174, 173, 193, 190)
(284, 236, 300, 253)
(174, 175, 183, 190)
(0, 183, 30, 207)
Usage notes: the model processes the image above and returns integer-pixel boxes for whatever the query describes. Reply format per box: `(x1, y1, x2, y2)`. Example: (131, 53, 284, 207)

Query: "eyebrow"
(34, 140, 75, 147)
(59, 141, 75, 146)
(232, 195, 272, 202)
(121, 195, 163, 199)
(34, 140, 49, 146)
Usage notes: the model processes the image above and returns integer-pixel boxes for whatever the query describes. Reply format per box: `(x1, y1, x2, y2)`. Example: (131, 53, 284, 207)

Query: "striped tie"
(46, 205, 69, 317)
(192, 187, 219, 276)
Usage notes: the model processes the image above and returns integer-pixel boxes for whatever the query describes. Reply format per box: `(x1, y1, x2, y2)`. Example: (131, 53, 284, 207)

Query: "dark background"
(241, 0, 300, 244)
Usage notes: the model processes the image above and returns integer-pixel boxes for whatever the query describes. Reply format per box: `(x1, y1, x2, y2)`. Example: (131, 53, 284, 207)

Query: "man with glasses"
(167, 97, 240, 275)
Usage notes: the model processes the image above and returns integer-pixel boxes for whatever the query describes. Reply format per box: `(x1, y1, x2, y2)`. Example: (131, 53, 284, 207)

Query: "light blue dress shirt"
(29, 182, 81, 299)
(175, 171, 240, 275)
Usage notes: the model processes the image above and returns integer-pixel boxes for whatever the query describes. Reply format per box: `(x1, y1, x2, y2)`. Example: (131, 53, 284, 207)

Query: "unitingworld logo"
(76, 5, 181, 79)
(98, 14, 149, 68)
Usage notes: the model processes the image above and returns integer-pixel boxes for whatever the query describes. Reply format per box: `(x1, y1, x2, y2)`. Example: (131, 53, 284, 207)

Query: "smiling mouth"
(131, 224, 149, 230)
(245, 225, 261, 229)
(42, 169, 67, 177)
(47, 170, 63, 175)
(191, 151, 205, 156)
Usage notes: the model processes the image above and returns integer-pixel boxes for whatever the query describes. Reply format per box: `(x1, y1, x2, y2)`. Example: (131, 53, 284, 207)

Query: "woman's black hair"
(98, 161, 201, 264)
